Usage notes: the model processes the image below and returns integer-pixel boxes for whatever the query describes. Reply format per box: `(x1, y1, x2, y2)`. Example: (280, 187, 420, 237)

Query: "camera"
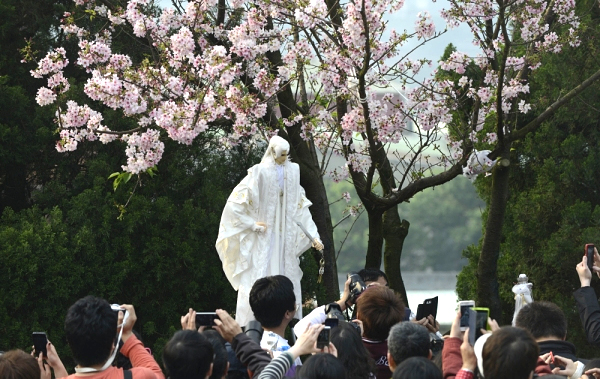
(347, 272, 366, 303)
(244, 320, 263, 346)
(324, 303, 345, 327)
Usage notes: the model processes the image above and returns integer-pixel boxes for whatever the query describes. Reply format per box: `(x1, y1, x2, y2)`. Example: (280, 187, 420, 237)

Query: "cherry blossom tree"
(25, 0, 600, 304)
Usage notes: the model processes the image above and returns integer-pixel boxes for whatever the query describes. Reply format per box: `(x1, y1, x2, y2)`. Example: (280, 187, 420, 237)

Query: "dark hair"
(358, 268, 388, 285)
(356, 286, 404, 341)
(388, 322, 430, 365)
(482, 327, 538, 379)
(0, 350, 40, 379)
(249, 275, 295, 328)
(393, 357, 442, 379)
(163, 330, 214, 379)
(64, 296, 118, 366)
(515, 301, 567, 339)
(203, 330, 228, 379)
(584, 358, 600, 372)
(330, 322, 376, 379)
(297, 353, 346, 379)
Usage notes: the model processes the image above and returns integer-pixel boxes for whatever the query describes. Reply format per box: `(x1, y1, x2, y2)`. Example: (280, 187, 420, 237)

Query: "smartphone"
(586, 244, 595, 273)
(473, 307, 490, 340)
(416, 296, 438, 321)
(458, 300, 475, 331)
(317, 326, 331, 349)
(467, 308, 477, 346)
(32, 332, 48, 357)
(195, 312, 219, 326)
(549, 351, 555, 365)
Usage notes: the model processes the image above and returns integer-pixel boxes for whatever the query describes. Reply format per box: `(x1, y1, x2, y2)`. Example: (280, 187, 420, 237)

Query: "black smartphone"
(317, 326, 331, 349)
(586, 244, 595, 272)
(416, 296, 438, 321)
(32, 332, 48, 357)
(195, 312, 219, 326)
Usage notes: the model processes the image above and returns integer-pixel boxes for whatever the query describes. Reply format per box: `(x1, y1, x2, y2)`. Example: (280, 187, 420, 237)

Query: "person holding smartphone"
(574, 245, 600, 346)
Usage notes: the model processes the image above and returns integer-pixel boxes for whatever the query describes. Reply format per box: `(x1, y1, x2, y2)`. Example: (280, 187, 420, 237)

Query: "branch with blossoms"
(25, 0, 598, 204)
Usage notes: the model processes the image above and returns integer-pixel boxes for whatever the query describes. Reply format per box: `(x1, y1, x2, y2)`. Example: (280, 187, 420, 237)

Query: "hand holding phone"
(317, 326, 331, 349)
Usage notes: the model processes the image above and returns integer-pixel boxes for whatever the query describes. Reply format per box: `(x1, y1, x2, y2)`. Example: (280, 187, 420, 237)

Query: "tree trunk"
(300, 164, 339, 302)
(476, 144, 511, 321)
(383, 206, 410, 308)
(364, 209, 384, 269)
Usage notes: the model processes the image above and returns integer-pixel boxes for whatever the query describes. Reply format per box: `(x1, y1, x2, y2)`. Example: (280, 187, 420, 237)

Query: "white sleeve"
(293, 306, 326, 337)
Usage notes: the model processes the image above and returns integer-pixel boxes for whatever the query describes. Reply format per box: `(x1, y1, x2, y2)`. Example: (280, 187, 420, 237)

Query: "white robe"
(215, 159, 320, 326)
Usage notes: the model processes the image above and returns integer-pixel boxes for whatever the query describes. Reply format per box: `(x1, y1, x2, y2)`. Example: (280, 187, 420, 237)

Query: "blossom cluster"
(27, 0, 585, 185)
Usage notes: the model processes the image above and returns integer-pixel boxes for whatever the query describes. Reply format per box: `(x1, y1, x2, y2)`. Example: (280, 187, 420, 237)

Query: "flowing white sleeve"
(216, 170, 260, 290)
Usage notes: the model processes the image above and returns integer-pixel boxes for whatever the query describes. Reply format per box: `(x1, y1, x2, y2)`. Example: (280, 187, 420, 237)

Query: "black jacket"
(574, 286, 600, 347)
(231, 333, 272, 377)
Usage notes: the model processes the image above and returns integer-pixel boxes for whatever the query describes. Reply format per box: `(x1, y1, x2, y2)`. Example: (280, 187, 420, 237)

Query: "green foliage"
(458, 15, 600, 354)
(328, 174, 484, 274)
(0, 137, 269, 368)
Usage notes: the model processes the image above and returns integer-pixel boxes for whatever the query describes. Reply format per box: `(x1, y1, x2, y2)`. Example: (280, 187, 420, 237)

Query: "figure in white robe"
(216, 136, 324, 326)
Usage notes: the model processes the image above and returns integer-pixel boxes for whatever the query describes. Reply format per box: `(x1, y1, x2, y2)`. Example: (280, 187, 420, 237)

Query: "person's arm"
(443, 312, 475, 379)
(574, 254, 600, 345)
(119, 304, 165, 379)
(293, 306, 326, 337)
(256, 324, 323, 379)
(255, 352, 293, 379)
(45, 341, 68, 378)
(215, 309, 272, 377)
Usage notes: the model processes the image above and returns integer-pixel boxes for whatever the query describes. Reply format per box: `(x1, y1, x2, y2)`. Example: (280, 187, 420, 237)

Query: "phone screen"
(317, 326, 331, 348)
(32, 332, 48, 357)
(475, 311, 488, 339)
(460, 305, 473, 328)
(195, 312, 218, 326)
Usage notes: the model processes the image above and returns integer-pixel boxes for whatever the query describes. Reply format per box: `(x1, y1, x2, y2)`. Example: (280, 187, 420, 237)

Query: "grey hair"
(387, 321, 430, 365)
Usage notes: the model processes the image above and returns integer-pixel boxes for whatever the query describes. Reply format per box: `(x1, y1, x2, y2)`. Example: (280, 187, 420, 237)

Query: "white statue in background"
(512, 273, 534, 326)
(216, 136, 324, 326)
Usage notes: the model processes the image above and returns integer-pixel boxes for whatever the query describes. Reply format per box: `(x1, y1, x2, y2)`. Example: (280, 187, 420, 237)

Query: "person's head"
(482, 327, 538, 379)
(392, 356, 442, 379)
(296, 353, 346, 379)
(356, 286, 404, 341)
(387, 322, 431, 370)
(64, 296, 119, 367)
(203, 330, 229, 379)
(582, 358, 600, 379)
(263, 136, 290, 165)
(163, 330, 214, 379)
(249, 275, 295, 329)
(330, 322, 376, 379)
(515, 301, 567, 340)
(358, 268, 388, 287)
(0, 350, 40, 379)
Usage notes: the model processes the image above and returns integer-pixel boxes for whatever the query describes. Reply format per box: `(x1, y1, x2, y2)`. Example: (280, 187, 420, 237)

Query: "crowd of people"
(3, 251, 600, 379)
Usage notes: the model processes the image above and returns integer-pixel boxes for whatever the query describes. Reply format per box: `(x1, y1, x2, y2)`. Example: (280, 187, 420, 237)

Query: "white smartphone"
(458, 300, 475, 331)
